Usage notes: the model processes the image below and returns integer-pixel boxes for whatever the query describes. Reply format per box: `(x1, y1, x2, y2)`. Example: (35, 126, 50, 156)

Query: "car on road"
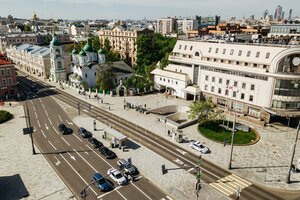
(99, 146, 116, 159)
(190, 141, 210, 153)
(107, 168, 127, 185)
(117, 159, 136, 175)
(77, 127, 92, 138)
(92, 172, 113, 192)
(88, 137, 103, 148)
(58, 123, 73, 135)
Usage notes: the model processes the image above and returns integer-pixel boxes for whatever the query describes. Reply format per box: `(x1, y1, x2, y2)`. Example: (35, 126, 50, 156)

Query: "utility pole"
(228, 109, 237, 170)
(285, 120, 300, 184)
(25, 101, 36, 155)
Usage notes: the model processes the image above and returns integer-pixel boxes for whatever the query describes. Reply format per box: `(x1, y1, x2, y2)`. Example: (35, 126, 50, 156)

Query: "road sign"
(23, 127, 33, 135)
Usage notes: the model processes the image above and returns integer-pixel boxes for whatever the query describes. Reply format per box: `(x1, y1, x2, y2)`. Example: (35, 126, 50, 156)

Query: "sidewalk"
(0, 104, 74, 200)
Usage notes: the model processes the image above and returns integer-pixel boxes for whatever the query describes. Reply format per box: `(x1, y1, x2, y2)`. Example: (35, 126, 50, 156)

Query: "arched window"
(57, 61, 62, 69)
(195, 52, 200, 57)
(55, 49, 61, 57)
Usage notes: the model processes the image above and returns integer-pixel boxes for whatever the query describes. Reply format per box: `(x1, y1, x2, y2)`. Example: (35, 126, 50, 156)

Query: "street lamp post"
(228, 103, 237, 170)
(24, 95, 36, 155)
(285, 120, 300, 184)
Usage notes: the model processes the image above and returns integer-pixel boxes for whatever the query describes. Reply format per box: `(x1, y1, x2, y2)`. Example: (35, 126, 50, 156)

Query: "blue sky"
(0, 0, 299, 20)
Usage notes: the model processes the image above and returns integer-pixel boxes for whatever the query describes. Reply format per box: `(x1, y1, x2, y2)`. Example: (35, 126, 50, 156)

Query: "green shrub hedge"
(198, 120, 258, 145)
(0, 110, 13, 123)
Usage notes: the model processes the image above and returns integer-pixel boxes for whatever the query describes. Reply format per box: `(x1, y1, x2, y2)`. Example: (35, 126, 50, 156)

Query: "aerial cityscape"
(0, 1, 300, 200)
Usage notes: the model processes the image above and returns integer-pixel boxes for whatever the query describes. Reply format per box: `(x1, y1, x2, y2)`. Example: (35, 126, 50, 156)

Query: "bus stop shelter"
(103, 127, 127, 148)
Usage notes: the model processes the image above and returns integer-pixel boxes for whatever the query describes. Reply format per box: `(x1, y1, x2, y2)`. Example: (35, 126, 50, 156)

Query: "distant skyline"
(0, 0, 299, 20)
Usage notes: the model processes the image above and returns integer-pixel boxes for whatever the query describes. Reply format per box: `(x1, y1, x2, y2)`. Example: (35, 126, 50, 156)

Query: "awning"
(263, 107, 300, 117)
(184, 86, 200, 94)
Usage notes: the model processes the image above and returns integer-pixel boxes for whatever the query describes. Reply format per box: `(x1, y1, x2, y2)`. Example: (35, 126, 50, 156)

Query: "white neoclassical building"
(151, 40, 300, 122)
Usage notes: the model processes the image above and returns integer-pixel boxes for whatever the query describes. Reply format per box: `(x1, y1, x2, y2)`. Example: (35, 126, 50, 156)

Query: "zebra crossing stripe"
(210, 182, 233, 196)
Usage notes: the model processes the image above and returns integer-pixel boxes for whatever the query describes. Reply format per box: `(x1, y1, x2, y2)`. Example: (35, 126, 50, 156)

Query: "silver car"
(117, 159, 136, 175)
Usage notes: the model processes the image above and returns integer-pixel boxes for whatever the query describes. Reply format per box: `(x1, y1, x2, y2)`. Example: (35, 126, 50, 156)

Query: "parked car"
(92, 172, 113, 192)
(117, 159, 136, 175)
(190, 141, 210, 153)
(107, 168, 127, 185)
(58, 123, 73, 135)
(99, 146, 116, 159)
(77, 127, 92, 138)
(88, 137, 103, 148)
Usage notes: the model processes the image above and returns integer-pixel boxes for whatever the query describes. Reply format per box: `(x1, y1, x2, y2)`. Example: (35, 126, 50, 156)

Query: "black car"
(77, 127, 92, 138)
(99, 146, 116, 159)
(58, 123, 73, 135)
(88, 137, 103, 148)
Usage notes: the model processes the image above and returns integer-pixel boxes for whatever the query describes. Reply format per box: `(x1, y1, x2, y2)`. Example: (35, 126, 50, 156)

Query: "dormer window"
(190, 46, 193, 51)
(215, 48, 219, 53)
(247, 51, 251, 57)
(265, 52, 270, 59)
(230, 49, 234, 55)
(179, 45, 182, 49)
(238, 50, 242, 56)
(208, 47, 212, 53)
(256, 52, 260, 58)
(222, 49, 226, 54)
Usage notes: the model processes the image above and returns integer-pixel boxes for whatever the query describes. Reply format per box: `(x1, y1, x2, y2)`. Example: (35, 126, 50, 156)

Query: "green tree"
(96, 64, 115, 91)
(91, 36, 100, 52)
(80, 81, 89, 91)
(187, 97, 222, 125)
(103, 38, 111, 52)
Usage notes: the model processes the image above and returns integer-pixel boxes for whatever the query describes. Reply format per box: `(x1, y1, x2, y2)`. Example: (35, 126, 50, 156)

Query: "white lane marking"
(80, 147, 89, 155)
(176, 148, 187, 155)
(116, 190, 127, 200)
(173, 158, 184, 166)
(34, 111, 38, 118)
(131, 183, 152, 200)
(48, 118, 53, 125)
(58, 115, 62, 121)
(48, 140, 57, 150)
(33, 127, 36, 132)
(66, 120, 73, 125)
(97, 186, 122, 199)
(166, 196, 173, 200)
(74, 133, 83, 142)
(37, 120, 41, 128)
(60, 154, 97, 196)
(54, 127, 60, 135)
(231, 174, 252, 186)
(54, 156, 61, 166)
(73, 148, 97, 172)
(187, 168, 195, 173)
(86, 145, 113, 167)
(41, 129, 46, 138)
(45, 123, 49, 130)
(61, 137, 70, 146)
(67, 151, 76, 161)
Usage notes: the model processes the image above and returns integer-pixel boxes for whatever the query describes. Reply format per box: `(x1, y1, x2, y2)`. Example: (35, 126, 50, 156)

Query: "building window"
(190, 46, 193, 51)
(176, 81, 178, 85)
(233, 91, 237, 98)
(250, 84, 255, 90)
(225, 90, 229, 95)
(205, 85, 208, 90)
(256, 51, 260, 58)
(160, 77, 162, 81)
(179, 45, 182, 49)
(205, 75, 209, 81)
(94, 72, 96, 76)
(2, 79, 6, 85)
(219, 78, 222, 84)
(234, 81, 238, 87)
(85, 74, 87, 78)
(249, 95, 254, 102)
(226, 80, 230, 85)
(212, 77, 215, 82)
(222, 49, 226, 54)
(208, 47, 212, 53)
(215, 48, 219, 53)
(211, 86, 215, 92)
(1, 69, 4, 76)
(238, 50, 242, 56)
(168, 79, 170, 83)
(8, 78, 12, 84)
(230, 49, 234, 55)
(218, 88, 222, 94)
(265, 52, 270, 59)
(184, 45, 187, 50)
(242, 83, 246, 89)
(241, 93, 245, 99)
(195, 52, 200, 56)
(6, 69, 11, 75)
(247, 51, 251, 57)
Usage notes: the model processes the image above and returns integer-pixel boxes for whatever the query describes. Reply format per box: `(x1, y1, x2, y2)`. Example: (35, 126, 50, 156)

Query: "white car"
(190, 141, 210, 153)
(107, 168, 127, 185)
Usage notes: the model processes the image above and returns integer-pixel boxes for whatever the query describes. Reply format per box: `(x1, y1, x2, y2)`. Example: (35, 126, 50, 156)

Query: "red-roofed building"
(0, 59, 18, 100)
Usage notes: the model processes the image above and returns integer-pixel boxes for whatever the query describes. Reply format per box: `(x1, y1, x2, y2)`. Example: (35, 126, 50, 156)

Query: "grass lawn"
(0, 110, 13, 124)
(198, 120, 258, 145)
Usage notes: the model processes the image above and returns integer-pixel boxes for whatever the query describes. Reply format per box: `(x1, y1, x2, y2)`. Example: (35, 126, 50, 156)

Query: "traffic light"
(161, 164, 167, 175)
(195, 181, 202, 192)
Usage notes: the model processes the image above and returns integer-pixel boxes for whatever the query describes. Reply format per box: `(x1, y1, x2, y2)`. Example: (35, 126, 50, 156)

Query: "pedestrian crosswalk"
(209, 174, 252, 196)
